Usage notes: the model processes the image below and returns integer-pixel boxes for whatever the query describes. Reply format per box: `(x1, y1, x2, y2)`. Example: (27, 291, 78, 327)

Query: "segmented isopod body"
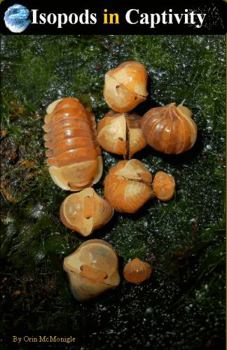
(43, 97, 103, 191)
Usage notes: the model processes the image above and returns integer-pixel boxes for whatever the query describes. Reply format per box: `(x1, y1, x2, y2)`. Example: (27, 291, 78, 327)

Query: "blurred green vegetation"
(0, 35, 225, 349)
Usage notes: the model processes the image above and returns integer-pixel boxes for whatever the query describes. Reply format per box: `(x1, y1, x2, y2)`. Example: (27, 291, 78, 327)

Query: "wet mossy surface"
(0, 35, 225, 349)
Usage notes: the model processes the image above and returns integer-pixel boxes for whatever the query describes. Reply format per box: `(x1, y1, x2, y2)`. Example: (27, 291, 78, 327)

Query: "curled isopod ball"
(97, 111, 146, 158)
(104, 159, 153, 213)
(141, 103, 197, 154)
(153, 171, 176, 201)
(104, 61, 148, 113)
(63, 239, 120, 301)
(123, 258, 152, 284)
(60, 187, 114, 237)
(43, 97, 103, 191)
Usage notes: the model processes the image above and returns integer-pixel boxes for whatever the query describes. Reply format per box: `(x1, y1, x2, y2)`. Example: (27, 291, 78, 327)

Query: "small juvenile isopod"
(152, 171, 176, 201)
(123, 258, 152, 284)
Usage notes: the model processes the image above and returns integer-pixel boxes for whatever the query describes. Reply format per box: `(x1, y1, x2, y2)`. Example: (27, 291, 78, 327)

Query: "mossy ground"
(0, 35, 225, 350)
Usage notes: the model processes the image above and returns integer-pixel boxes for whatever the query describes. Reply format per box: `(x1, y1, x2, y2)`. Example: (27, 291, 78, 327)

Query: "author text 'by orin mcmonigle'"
(12, 335, 76, 344)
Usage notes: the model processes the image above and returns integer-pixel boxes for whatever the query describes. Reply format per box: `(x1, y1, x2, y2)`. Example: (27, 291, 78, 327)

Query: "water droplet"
(145, 307, 153, 314)
(190, 218, 197, 224)
(205, 144, 212, 151)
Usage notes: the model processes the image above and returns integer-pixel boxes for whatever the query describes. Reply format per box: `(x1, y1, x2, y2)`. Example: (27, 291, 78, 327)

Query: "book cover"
(0, 0, 226, 349)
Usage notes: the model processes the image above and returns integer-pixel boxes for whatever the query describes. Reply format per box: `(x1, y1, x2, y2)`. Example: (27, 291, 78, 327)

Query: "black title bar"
(0, 0, 227, 35)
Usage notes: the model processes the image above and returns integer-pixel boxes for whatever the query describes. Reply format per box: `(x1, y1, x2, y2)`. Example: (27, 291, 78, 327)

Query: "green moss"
(0, 35, 225, 349)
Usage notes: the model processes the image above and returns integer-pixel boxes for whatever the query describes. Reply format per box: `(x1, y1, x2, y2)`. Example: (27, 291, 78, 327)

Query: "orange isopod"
(43, 97, 103, 191)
